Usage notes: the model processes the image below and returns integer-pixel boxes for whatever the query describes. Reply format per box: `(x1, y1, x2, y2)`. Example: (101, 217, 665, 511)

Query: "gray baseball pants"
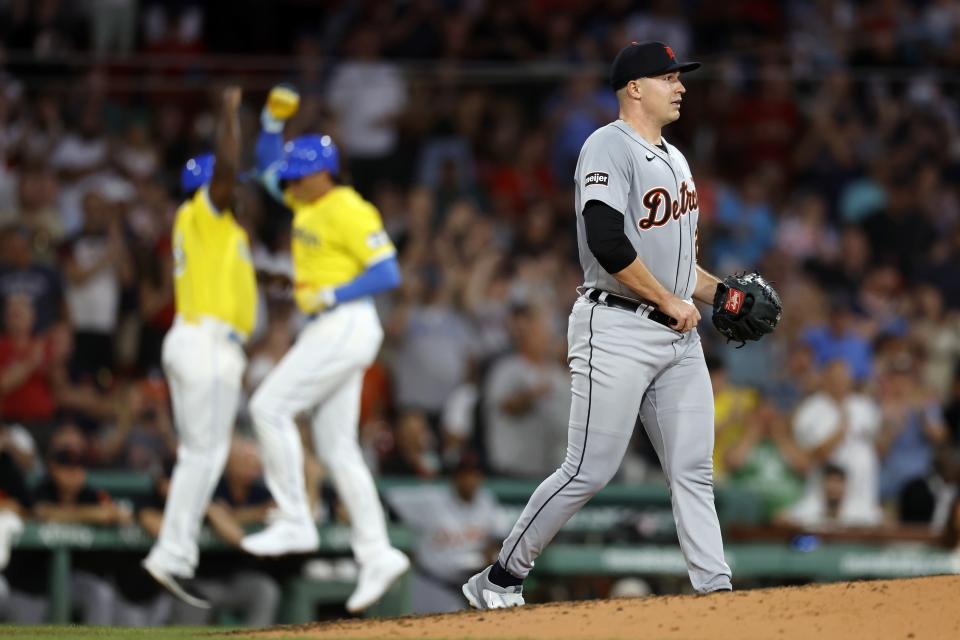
(497, 297, 732, 593)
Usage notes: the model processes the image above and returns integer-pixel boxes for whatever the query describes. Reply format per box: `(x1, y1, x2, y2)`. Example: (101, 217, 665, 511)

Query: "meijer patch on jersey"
(585, 171, 609, 186)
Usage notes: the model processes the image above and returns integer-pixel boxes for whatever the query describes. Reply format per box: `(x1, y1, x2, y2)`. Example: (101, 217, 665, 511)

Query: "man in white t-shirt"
(327, 27, 407, 194)
(789, 360, 882, 526)
(62, 188, 132, 379)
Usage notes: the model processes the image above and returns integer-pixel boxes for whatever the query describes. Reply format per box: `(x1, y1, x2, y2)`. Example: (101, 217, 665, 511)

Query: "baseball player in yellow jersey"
(241, 86, 409, 613)
(142, 87, 256, 609)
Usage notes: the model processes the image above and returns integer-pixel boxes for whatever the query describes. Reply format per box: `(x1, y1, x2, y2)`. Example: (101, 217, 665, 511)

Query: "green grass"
(0, 627, 240, 640)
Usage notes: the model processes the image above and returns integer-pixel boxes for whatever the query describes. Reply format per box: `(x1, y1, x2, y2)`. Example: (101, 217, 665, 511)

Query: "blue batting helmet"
(276, 134, 340, 181)
(181, 153, 214, 193)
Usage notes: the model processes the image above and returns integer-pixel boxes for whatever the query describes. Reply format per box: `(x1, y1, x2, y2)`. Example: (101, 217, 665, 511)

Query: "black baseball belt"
(584, 288, 677, 328)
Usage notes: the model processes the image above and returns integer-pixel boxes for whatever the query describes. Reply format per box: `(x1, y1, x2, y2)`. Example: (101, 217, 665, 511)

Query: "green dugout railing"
(13, 474, 956, 623)
(537, 543, 960, 580)
(13, 523, 414, 623)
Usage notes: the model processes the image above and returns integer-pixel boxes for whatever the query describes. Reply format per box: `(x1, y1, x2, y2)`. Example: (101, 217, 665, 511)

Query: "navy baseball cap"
(610, 42, 701, 90)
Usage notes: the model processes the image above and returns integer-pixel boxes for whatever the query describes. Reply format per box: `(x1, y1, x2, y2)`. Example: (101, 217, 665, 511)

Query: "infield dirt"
(247, 574, 960, 640)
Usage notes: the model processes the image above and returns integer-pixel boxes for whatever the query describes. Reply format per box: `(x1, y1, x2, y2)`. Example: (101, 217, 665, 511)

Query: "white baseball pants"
(146, 317, 246, 577)
(249, 299, 392, 564)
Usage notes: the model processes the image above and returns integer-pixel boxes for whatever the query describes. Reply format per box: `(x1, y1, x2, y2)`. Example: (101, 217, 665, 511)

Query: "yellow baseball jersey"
(172, 187, 257, 338)
(289, 185, 395, 313)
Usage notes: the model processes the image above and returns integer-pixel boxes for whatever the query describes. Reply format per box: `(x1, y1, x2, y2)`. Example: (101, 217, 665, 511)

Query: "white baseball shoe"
(141, 559, 211, 609)
(346, 548, 411, 613)
(240, 520, 319, 557)
(462, 565, 525, 609)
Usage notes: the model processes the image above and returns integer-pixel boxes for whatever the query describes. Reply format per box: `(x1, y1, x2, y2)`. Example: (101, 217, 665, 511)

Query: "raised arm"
(208, 87, 242, 211)
(256, 84, 300, 203)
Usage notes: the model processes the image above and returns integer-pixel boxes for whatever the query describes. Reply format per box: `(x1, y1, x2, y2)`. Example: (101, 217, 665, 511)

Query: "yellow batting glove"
(266, 84, 300, 121)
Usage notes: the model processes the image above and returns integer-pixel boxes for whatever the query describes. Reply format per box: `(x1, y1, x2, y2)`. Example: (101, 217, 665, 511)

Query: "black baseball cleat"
(142, 559, 211, 609)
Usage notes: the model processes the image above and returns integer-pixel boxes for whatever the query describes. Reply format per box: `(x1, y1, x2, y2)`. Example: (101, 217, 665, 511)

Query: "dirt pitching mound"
(249, 575, 960, 640)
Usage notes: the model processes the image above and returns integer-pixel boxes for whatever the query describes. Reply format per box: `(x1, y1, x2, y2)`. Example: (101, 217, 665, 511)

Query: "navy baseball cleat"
(462, 565, 525, 609)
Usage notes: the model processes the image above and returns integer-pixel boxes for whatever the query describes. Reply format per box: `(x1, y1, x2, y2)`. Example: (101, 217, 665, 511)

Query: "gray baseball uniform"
(496, 119, 732, 593)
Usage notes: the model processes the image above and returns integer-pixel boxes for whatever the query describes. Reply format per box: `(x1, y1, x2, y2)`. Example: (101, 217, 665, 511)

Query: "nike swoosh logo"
(645, 154, 655, 161)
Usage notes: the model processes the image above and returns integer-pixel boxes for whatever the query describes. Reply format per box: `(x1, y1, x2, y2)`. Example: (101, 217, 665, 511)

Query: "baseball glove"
(712, 272, 782, 345)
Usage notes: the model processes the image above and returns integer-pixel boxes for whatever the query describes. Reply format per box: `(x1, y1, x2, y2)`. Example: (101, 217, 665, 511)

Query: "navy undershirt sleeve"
(583, 200, 637, 274)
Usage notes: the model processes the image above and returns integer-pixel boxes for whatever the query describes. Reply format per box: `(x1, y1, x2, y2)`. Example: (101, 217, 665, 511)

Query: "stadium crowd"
(1, 0, 960, 624)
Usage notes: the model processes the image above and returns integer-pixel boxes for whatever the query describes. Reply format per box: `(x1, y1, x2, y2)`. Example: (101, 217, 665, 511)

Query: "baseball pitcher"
(464, 42, 782, 609)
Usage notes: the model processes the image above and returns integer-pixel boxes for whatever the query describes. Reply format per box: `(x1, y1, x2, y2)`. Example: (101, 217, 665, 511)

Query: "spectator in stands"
(98, 377, 177, 471)
(0, 226, 64, 333)
(857, 266, 909, 340)
(876, 357, 948, 506)
(777, 463, 852, 530)
(485, 132, 555, 219)
(626, 1, 692, 59)
(722, 400, 808, 520)
(544, 72, 618, 183)
(133, 216, 175, 376)
(802, 299, 873, 383)
(5, 434, 131, 624)
(711, 175, 776, 274)
(327, 26, 408, 194)
(911, 285, 960, 400)
(170, 437, 281, 626)
(919, 227, 960, 311)
(0, 165, 64, 260)
(439, 359, 480, 470)
(764, 341, 820, 414)
(862, 181, 938, 279)
(45, 322, 116, 434)
(774, 192, 838, 263)
(710, 356, 759, 481)
(0, 294, 57, 444)
(388, 270, 477, 430)
(112, 460, 175, 626)
(137, 458, 174, 543)
(727, 61, 799, 175)
(381, 410, 440, 479)
(790, 360, 883, 526)
(483, 305, 569, 479)
(386, 453, 501, 614)
(805, 226, 872, 302)
(62, 188, 133, 382)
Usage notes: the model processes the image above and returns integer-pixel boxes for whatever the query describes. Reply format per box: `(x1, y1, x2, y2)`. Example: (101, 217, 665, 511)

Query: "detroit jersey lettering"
(574, 120, 699, 300)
